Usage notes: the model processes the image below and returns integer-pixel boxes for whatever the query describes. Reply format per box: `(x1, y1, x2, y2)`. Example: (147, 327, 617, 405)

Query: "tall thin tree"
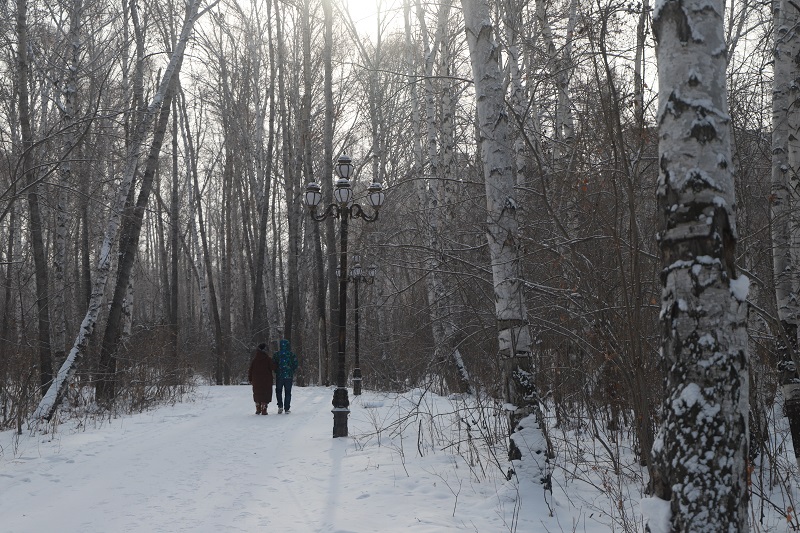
(772, 0, 800, 472)
(460, 0, 549, 478)
(648, 0, 749, 528)
(16, 0, 53, 396)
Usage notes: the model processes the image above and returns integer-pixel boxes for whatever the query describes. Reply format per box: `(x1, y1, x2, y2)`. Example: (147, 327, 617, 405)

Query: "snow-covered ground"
(0, 386, 796, 532)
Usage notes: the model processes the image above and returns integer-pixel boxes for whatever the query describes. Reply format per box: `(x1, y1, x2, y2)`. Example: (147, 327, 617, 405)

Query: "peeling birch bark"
(649, 0, 749, 529)
(461, 0, 549, 480)
(772, 0, 800, 472)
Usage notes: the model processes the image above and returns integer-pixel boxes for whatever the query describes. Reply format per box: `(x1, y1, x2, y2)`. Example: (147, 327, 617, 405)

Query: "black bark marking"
(653, 0, 693, 44)
(690, 119, 717, 144)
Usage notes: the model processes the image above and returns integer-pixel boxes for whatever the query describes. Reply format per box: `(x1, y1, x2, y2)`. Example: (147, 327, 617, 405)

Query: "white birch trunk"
(559, 0, 577, 145)
(121, 275, 134, 343)
(648, 0, 749, 528)
(440, 33, 457, 218)
(772, 0, 800, 471)
(53, 171, 68, 367)
(413, 0, 452, 390)
(503, 0, 537, 190)
(783, 0, 800, 329)
(409, 0, 472, 394)
(419, 0, 454, 391)
(535, 0, 576, 157)
(535, 0, 577, 235)
(461, 0, 547, 475)
(438, 22, 472, 392)
(53, 0, 84, 369)
(32, 0, 207, 422)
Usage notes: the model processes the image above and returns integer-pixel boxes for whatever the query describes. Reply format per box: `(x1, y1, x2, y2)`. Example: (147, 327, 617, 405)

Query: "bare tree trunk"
(633, 0, 650, 124)
(275, 0, 302, 350)
(155, 172, 171, 323)
(503, 0, 544, 191)
(408, 0, 471, 394)
(1, 191, 16, 387)
(320, 0, 334, 385)
(121, 275, 134, 342)
(80, 186, 91, 311)
(53, 0, 84, 372)
(268, 174, 282, 343)
(437, 7, 472, 394)
(461, 0, 549, 478)
(771, 0, 800, 472)
(303, 0, 333, 383)
(221, 146, 234, 385)
(535, 0, 576, 160)
(648, 0, 749, 528)
(250, 0, 277, 349)
(96, 59, 184, 404)
(179, 88, 213, 343)
(17, 0, 53, 396)
(193, 149, 225, 387)
(292, 0, 315, 371)
(169, 100, 180, 380)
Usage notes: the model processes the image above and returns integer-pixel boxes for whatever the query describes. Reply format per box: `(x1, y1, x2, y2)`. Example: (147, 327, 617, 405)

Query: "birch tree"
(32, 0, 211, 421)
(1, 185, 17, 400)
(460, 0, 549, 475)
(647, 0, 749, 528)
(401, 0, 472, 393)
(52, 0, 84, 371)
(96, 0, 191, 403)
(168, 102, 180, 379)
(772, 0, 800, 471)
(536, 0, 576, 161)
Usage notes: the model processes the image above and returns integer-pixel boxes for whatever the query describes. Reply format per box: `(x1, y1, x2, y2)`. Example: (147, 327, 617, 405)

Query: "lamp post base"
(332, 387, 350, 437)
(332, 407, 350, 437)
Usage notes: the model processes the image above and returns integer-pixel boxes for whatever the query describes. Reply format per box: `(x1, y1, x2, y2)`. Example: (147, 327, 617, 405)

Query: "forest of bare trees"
(0, 0, 793, 527)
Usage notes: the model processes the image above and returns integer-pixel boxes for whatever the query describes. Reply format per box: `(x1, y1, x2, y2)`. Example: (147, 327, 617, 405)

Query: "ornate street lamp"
(340, 255, 376, 396)
(304, 155, 385, 437)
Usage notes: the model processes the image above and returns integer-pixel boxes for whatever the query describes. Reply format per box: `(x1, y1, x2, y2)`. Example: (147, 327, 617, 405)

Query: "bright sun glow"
(338, 0, 405, 41)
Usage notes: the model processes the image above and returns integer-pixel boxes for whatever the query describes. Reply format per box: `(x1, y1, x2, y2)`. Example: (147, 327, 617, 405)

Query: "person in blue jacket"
(273, 339, 299, 413)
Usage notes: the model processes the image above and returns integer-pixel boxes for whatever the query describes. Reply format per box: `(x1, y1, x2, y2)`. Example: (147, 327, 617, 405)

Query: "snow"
(640, 497, 671, 533)
(3, 385, 797, 532)
(680, 168, 719, 191)
(0, 386, 610, 533)
(672, 382, 702, 415)
(730, 274, 750, 302)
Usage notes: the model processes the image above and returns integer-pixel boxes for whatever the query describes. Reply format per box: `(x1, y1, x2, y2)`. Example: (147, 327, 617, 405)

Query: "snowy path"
(0, 386, 515, 533)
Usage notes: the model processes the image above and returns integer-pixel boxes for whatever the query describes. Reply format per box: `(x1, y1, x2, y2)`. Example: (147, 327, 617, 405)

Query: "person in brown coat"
(248, 343, 275, 415)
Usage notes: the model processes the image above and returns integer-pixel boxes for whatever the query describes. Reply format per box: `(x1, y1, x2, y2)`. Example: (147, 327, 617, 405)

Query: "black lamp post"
(341, 255, 376, 396)
(304, 154, 385, 437)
